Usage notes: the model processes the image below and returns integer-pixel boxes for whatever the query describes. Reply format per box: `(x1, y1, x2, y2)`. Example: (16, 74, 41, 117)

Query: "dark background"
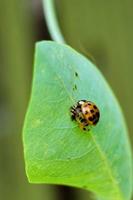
(0, 0, 132, 199)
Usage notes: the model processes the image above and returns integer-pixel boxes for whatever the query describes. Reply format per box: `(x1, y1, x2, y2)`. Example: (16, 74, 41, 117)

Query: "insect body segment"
(70, 100, 100, 131)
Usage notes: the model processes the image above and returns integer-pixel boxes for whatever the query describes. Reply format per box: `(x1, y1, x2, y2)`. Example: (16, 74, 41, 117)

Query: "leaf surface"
(23, 41, 133, 200)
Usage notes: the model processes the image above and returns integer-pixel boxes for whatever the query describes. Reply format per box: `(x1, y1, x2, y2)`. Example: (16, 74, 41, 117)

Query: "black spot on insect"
(77, 104, 81, 109)
(93, 120, 98, 125)
(92, 113, 99, 121)
(92, 114, 97, 120)
(83, 127, 86, 131)
(85, 111, 88, 114)
(80, 118, 86, 123)
(75, 72, 78, 77)
(88, 116, 93, 121)
(90, 109, 94, 113)
(93, 105, 97, 109)
(96, 112, 100, 117)
(93, 117, 99, 124)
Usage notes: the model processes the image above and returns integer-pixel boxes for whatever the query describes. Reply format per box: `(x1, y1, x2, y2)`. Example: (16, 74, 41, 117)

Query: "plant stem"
(43, 0, 66, 44)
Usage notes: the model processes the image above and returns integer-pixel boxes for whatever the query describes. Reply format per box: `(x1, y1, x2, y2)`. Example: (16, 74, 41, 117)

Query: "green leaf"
(23, 41, 133, 200)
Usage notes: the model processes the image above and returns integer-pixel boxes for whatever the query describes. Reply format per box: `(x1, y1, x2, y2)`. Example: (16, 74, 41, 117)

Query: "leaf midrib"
(53, 71, 124, 200)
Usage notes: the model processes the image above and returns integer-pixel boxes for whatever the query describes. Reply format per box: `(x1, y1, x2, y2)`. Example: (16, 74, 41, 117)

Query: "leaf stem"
(43, 0, 66, 44)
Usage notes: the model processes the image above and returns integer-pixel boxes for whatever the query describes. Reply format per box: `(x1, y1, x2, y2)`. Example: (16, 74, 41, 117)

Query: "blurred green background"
(0, 0, 132, 200)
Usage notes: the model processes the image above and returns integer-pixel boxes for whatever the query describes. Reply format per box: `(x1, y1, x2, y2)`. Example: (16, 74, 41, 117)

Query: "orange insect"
(70, 100, 100, 131)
